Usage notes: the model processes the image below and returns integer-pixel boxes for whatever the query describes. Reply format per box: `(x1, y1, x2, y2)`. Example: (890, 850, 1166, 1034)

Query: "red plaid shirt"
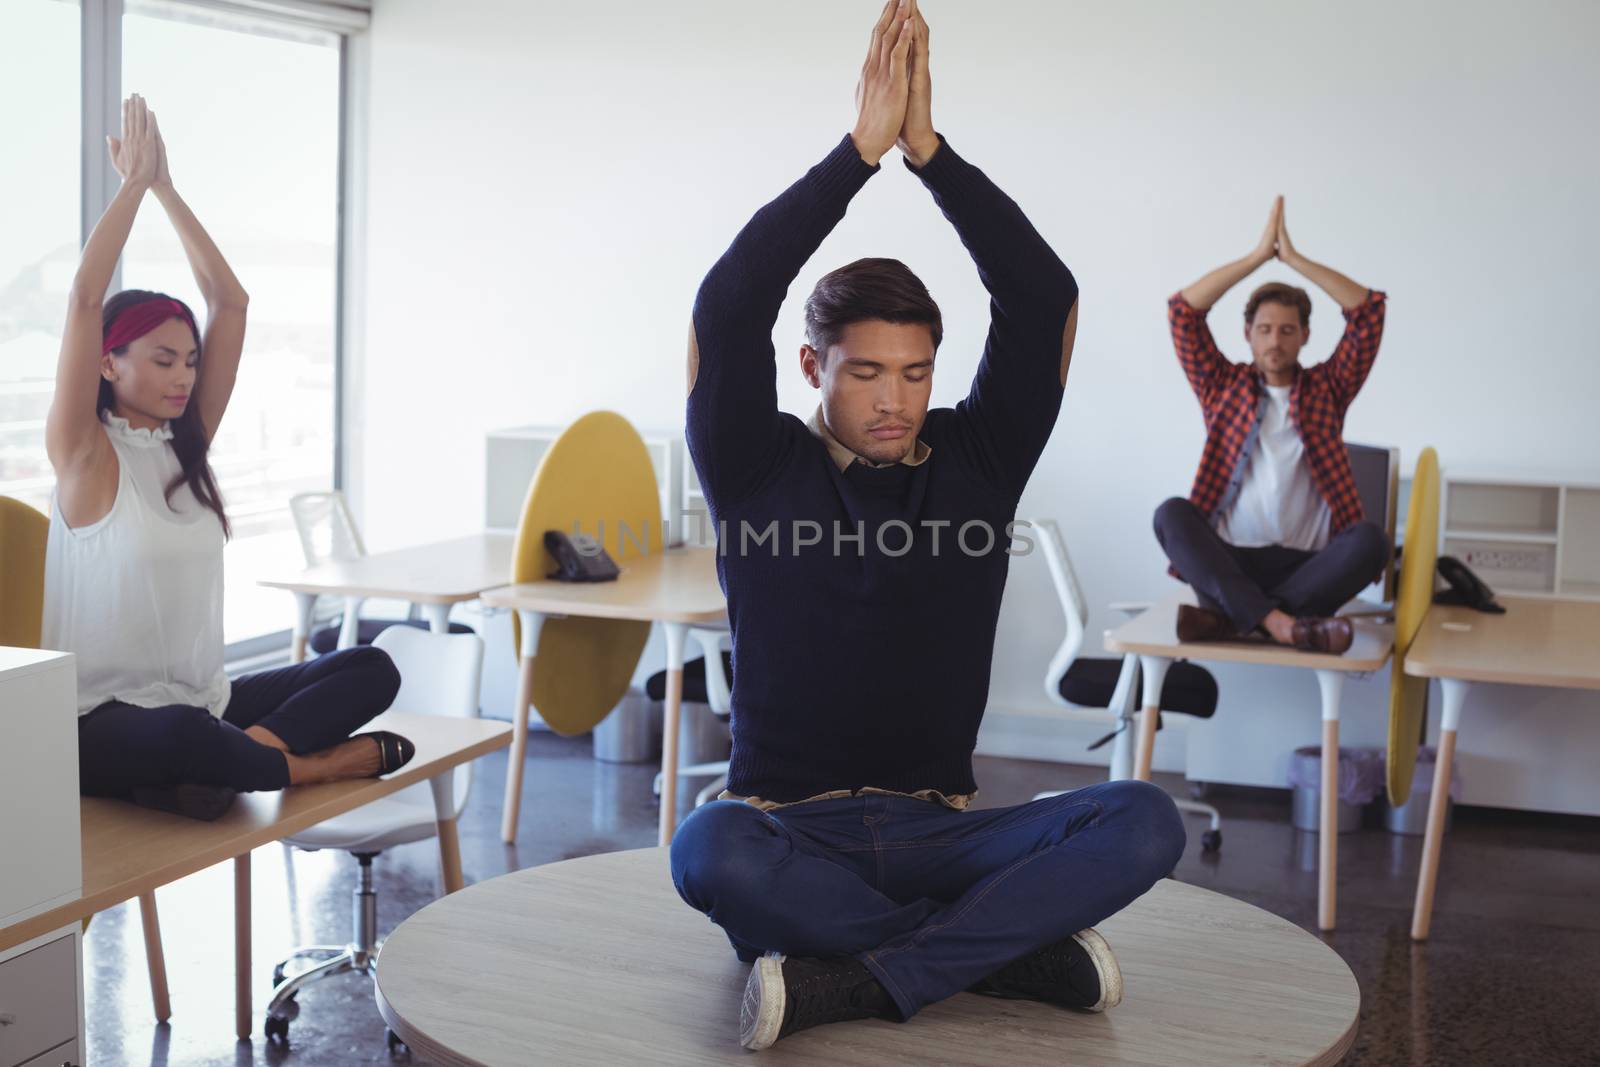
(1168, 289, 1387, 552)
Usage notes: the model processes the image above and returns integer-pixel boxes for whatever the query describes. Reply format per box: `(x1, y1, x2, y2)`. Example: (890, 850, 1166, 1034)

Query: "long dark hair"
(100, 290, 231, 539)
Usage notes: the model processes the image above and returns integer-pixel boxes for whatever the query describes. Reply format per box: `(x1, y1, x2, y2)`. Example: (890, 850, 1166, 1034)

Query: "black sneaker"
(968, 928, 1124, 1012)
(740, 953, 892, 1050)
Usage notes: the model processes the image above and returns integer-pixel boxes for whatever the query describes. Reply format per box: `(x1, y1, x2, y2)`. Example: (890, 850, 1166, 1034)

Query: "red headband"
(102, 298, 198, 356)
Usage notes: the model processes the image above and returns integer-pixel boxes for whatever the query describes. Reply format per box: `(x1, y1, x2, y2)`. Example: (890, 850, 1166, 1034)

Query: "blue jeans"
(669, 780, 1185, 1020)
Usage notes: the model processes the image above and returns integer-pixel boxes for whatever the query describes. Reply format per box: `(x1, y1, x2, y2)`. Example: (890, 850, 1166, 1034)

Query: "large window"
(1, 0, 357, 651)
(123, 4, 342, 645)
(0, 0, 81, 518)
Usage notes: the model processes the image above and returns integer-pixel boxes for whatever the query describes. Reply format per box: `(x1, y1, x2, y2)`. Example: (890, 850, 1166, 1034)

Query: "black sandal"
(354, 731, 416, 776)
(131, 783, 238, 822)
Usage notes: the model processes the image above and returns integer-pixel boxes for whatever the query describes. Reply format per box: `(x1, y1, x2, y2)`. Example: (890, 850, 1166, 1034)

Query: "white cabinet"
(0, 649, 85, 1066)
(0, 650, 80, 928)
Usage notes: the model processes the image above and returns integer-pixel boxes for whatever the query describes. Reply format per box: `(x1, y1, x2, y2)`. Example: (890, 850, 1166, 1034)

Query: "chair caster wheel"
(264, 1012, 290, 1044)
(1201, 829, 1222, 853)
(387, 1027, 408, 1054)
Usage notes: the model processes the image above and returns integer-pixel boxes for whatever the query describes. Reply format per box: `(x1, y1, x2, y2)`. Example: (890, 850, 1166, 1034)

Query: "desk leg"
(235, 852, 252, 1040)
(500, 610, 544, 844)
(430, 772, 464, 894)
(337, 596, 366, 650)
(421, 602, 453, 635)
(1108, 654, 1141, 782)
(1133, 655, 1170, 781)
(658, 622, 689, 847)
(138, 892, 171, 1023)
(290, 592, 316, 665)
(1315, 669, 1345, 932)
(1412, 677, 1468, 941)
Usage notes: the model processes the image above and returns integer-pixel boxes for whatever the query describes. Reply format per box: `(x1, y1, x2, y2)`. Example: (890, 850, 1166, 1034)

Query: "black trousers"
(1152, 497, 1391, 633)
(77, 646, 401, 795)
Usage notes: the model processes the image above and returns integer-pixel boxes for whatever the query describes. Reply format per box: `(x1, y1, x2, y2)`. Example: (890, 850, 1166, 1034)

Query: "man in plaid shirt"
(1155, 198, 1390, 655)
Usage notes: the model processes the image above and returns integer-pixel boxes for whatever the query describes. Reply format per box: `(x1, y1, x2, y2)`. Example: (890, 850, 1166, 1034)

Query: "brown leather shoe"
(1176, 604, 1235, 643)
(1290, 616, 1354, 654)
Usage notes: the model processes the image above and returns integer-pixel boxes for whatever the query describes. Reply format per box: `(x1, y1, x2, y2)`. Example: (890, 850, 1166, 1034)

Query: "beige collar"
(806, 406, 932, 472)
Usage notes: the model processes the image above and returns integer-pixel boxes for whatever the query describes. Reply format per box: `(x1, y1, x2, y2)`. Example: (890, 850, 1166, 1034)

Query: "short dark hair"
(1244, 282, 1312, 329)
(804, 258, 942, 361)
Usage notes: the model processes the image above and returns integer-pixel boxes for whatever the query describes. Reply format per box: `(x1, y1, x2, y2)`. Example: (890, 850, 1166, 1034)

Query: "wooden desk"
(1105, 593, 1393, 931)
(260, 533, 515, 662)
(0, 711, 510, 1040)
(1404, 597, 1600, 940)
(374, 847, 1359, 1067)
(480, 547, 726, 847)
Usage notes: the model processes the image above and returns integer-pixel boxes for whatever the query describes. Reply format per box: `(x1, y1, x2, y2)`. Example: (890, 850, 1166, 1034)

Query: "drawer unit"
(19, 1037, 79, 1067)
(0, 934, 78, 1067)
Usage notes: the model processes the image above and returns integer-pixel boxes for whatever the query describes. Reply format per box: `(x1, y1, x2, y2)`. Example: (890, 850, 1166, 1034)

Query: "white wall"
(359, 0, 1600, 811)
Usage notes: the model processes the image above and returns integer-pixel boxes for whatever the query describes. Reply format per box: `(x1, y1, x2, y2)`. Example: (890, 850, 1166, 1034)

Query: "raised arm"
(685, 0, 910, 506)
(1168, 198, 1282, 402)
(1275, 202, 1370, 311)
(46, 95, 157, 479)
(1276, 203, 1385, 403)
(897, 3, 1077, 496)
(149, 113, 248, 442)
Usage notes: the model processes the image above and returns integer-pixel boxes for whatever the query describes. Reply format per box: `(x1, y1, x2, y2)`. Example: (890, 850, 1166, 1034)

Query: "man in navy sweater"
(671, 0, 1184, 1050)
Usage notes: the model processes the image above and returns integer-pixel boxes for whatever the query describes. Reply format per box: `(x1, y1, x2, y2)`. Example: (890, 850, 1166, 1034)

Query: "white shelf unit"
(1438, 470, 1600, 600)
(484, 422, 687, 549)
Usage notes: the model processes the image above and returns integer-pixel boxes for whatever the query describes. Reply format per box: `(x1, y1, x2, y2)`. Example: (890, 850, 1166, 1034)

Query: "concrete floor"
(83, 732, 1600, 1066)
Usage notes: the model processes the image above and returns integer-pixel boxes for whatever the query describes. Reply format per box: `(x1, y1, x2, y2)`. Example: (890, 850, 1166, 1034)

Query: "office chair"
(264, 625, 485, 1049)
(648, 626, 734, 809)
(1031, 518, 1223, 852)
(289, 490, 473, 654)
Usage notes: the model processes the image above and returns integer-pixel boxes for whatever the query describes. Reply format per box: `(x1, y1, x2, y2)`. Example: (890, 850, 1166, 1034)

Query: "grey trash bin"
(1385, 746, 1456, 835)
(593, 689, 659, 764)
(654, 696, 731, 767)
(1287, 746, 1384, 834)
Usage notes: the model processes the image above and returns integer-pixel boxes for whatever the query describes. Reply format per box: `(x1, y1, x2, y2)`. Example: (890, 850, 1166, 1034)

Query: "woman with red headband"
(42, 95, 411, 820)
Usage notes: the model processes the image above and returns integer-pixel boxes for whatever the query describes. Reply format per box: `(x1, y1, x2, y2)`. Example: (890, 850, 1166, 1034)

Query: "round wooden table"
(375, 848, 1359, 1066)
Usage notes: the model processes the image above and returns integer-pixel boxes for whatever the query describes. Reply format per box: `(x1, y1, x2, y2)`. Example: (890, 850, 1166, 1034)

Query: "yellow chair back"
(0, 495, 49, 649)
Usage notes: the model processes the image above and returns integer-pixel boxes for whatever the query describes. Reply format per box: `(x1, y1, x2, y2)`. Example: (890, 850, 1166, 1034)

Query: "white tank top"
(43, 414, 231, 717)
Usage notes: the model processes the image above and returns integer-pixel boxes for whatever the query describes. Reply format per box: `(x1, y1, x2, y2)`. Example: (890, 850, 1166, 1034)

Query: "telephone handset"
(544, 530, 621, 582)
(1434, 554, 1504, 614)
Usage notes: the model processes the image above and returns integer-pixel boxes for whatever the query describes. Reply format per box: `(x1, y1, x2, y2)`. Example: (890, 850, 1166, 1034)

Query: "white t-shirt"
(1214, 384, 1332, 551)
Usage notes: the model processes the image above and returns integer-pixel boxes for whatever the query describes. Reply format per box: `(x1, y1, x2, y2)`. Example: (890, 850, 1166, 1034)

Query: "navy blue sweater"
(686, 135, 1078, 803)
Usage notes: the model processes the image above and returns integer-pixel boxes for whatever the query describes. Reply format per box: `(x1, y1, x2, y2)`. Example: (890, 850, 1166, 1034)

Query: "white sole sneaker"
(1074, 928, 1123, 1011)
(740, 952, 787, 1050)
